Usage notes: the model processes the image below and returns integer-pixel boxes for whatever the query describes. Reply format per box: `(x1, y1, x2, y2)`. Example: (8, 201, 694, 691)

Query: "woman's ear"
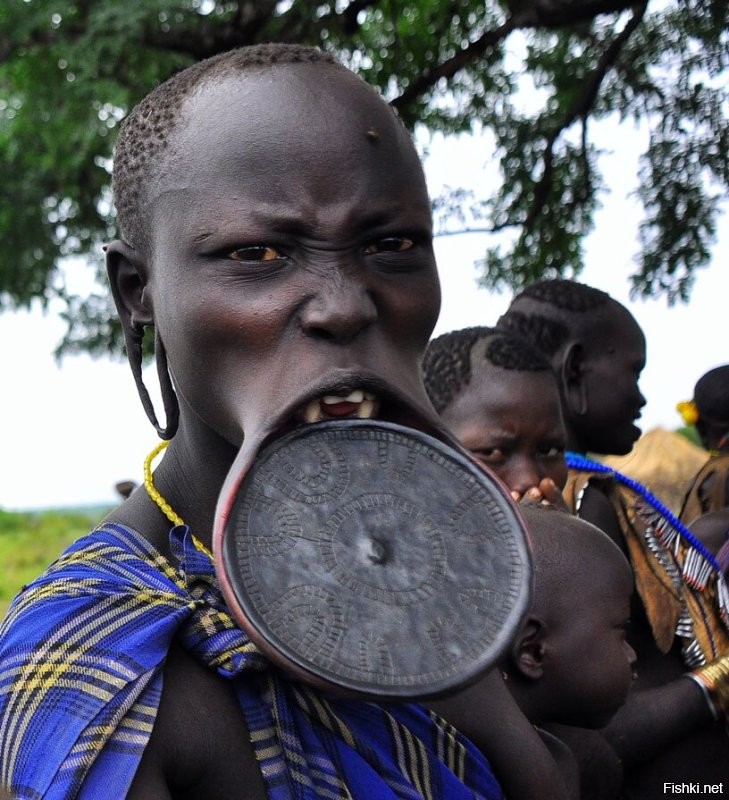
(105, 240, 179, 438)
(105, 239, 153, 331)
(509, 618, 547, 681)
(561, 341, 588, 417)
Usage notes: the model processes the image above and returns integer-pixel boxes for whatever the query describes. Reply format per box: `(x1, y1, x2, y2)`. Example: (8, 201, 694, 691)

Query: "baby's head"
(423, 326, 567, 497)
(497, 279, 646, 456)
(107, 44, 442, 447)
(503, 505, 636, 729)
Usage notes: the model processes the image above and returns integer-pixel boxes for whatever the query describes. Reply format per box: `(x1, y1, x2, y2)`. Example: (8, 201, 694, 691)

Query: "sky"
(0, 118, 726, 511)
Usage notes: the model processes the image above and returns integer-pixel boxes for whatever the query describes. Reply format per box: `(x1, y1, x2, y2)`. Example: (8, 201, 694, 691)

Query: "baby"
(432, 505, 636, 798)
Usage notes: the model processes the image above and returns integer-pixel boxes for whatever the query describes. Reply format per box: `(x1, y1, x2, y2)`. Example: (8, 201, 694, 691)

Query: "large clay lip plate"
(217, 419, 532, 700)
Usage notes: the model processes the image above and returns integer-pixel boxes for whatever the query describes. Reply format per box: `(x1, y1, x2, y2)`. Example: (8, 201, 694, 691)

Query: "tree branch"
(434, 224, 517, 238)
(392, 16, 522, 111)
(517, 0, 642, 27)
(391, 0, 641, 112)
(522, 1, 649, 229)
(142, 0, 281, 59)
(577, 115, 593, 207)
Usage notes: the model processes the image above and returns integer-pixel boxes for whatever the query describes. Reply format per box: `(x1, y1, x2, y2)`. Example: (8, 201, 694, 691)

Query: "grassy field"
(0, 507, 109, 617)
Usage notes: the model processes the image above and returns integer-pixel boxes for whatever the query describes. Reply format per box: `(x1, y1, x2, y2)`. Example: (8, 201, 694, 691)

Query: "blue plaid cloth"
(0, 523, 502, 800)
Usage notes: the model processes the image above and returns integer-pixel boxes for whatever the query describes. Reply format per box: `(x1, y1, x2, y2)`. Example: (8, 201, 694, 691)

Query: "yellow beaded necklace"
(143, 441, 214, 558)
(143, 440, 184, 527)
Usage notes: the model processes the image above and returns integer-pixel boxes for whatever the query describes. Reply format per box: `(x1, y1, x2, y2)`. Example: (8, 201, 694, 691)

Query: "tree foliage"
(1, 0, 728, 356)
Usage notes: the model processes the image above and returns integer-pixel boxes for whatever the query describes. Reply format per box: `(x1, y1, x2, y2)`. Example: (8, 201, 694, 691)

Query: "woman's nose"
(503, 458, 542, 497)
(299, 274, 377, 343)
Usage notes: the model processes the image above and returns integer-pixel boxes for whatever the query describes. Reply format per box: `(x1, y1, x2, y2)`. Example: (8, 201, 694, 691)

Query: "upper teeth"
(302, 390, 378, 423)
(357, 398, 376, 419)
(322, 390, 366, 405)
(303, 401, 322, 423)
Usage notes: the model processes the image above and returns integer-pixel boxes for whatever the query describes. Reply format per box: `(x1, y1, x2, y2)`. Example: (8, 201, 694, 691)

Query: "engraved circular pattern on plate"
(235, 494, 302, 558)
(221, 420, 532, 698)
(257, 439, 349, 504)
(447, 487, 526, 634)
(376, 437, 417, 480)
(449, 492, 501, 545)
(265, 585, 346, 665)
(320, 493, 446, 605)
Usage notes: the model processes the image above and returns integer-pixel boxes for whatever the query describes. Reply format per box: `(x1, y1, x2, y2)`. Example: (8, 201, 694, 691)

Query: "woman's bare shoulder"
(127, 644, 267, 800)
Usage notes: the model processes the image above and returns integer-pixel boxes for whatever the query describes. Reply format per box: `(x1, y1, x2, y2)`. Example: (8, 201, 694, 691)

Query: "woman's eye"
(472, 448, 504, 464)
(364, 236, 414, 254)
(228, 245, 282, 262)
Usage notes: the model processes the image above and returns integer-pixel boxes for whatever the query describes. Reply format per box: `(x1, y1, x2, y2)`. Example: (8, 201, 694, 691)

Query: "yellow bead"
(142, 440, 185, 528)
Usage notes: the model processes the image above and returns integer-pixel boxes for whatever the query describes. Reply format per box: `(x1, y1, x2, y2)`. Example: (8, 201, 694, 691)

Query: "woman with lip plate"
(0, 45, 573, 800)
(498, 278, 729, 800)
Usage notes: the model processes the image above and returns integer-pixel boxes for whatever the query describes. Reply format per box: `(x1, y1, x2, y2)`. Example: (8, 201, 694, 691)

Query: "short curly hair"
(422, 325, 552, 414)
(112, 43, 338, 251)
(497, 279, 612, 357)
(512, 278, 611, 313)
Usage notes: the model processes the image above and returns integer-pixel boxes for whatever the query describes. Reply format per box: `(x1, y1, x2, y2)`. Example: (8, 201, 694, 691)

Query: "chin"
(595, 423, 641, 457)
(616, 427, 642, 455)
(610, 441, 635, 457)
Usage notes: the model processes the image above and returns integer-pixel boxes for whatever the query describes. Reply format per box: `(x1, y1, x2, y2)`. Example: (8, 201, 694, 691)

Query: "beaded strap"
(566, 451, 721, 572)
(568, 451, 729, 667)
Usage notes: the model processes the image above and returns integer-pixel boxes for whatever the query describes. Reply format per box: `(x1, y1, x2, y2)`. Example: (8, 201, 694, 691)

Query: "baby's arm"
(429, 669, 578, 800)
(544, 724, 625, 800)
(601, 676, 716, 765)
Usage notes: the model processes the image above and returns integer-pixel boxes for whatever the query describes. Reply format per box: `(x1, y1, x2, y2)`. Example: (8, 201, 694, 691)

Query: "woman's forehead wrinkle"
(150, 144, 428, 248)
(150, 186, 424, 246)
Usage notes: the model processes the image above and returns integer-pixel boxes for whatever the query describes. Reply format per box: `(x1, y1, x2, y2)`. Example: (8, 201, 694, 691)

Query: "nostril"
(300, 288, 377, 343)
(306, 326, 338, 342)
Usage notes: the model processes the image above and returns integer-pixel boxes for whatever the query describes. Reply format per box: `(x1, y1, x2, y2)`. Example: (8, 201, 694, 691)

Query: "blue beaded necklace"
(565, 450, 721, 573)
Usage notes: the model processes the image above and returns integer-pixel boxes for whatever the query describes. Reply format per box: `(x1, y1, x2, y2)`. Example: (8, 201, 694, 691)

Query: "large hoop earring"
(125, 323, 179, 439)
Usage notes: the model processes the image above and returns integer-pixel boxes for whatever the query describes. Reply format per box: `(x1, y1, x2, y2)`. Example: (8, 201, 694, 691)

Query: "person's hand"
(689, 653, 729, 720)
(511, 478, 569, 512)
